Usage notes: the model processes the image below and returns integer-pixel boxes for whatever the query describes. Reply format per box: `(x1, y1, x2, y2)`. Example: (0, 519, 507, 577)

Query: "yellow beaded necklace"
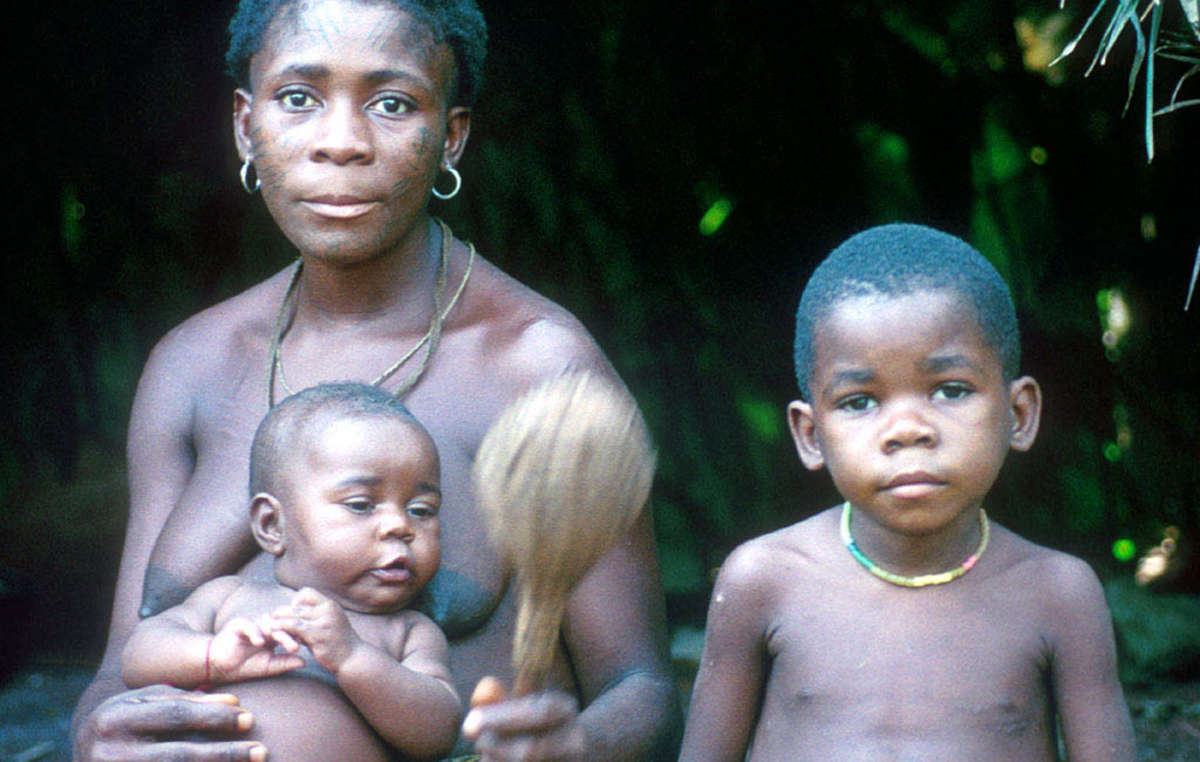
(840, 502, 989, 587)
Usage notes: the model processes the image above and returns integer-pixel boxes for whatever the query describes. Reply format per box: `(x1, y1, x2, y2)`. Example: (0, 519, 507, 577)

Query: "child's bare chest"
(757, 579, 1056, 759)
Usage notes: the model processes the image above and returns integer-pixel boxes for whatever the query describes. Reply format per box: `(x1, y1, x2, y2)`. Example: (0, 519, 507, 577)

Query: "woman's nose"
(311, 101, 373, 165)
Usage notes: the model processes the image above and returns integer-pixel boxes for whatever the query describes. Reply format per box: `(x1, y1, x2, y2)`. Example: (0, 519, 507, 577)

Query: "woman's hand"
(76, 684, 266, 761)
(463, 677, 588, 761)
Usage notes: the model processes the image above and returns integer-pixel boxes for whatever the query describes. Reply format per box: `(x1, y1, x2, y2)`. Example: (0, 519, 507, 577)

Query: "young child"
(680, 224, 1135, 761)
(121, 383, 461, 761)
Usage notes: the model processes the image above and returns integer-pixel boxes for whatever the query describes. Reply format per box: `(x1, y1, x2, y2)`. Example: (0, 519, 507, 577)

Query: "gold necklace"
(267, 218, 476, 406)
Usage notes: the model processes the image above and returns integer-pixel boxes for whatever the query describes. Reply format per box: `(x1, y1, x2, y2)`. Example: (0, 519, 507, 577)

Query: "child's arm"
(1043, 555, 1136, 761)
(120, 577, 305, 689)
(679, 543, 773, 762)
(270, 587, 462, 759)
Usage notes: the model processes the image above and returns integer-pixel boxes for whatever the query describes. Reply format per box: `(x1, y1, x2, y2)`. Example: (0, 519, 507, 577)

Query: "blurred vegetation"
(3, 0, 1199, 680)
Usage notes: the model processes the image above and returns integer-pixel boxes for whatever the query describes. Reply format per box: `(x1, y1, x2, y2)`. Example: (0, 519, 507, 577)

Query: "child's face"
(274, 415, 442, 613)
(234, 0, 469, 262)
(789, 289, 1040, 537)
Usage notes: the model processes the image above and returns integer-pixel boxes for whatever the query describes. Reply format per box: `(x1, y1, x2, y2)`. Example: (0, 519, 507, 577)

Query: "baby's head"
(249, 382, 442, 613)
(788, 224, 1040, 532)
(793, 223, 1020, 402)
(225, 0, 488, 106)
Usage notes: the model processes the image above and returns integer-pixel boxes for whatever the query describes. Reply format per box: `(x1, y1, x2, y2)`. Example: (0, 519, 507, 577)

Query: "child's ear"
(250, 492, 286, 556)
(787, 400, 826, 471)
(1008, 376, 1042, 452)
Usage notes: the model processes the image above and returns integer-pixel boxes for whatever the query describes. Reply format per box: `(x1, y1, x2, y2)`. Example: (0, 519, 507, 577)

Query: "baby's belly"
(230, 674, 393, 762)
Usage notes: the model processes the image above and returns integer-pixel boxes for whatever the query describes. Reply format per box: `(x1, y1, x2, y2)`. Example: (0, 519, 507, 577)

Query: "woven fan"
(473, 371, 656, 696)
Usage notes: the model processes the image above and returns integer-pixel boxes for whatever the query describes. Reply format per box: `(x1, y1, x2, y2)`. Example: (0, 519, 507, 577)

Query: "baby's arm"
(679, 542, 773, 762)
(1043, 555, 1135, 761)
(269, 587, 462, 759)
(121, 577, 305, 689)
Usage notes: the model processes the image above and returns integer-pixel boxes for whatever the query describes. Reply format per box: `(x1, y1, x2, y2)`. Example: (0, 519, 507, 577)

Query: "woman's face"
(234, 0, 469, 263)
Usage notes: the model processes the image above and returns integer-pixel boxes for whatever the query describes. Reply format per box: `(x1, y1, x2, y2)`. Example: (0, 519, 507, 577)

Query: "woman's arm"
(71, 331, 263, 761)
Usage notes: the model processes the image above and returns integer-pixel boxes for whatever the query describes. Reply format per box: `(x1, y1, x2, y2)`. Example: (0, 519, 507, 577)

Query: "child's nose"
(377, 506, 415, 541)
(880, 402, 938, 452)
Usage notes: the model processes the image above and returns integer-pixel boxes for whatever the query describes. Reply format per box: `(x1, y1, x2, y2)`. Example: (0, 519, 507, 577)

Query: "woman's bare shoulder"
(457, 250, 612, 384)
(140, 265, 297, 388)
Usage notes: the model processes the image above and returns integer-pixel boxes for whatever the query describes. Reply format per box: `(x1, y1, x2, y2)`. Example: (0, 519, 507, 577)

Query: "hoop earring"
(432, 165, 461, 200)
(240, 156, 260, 194)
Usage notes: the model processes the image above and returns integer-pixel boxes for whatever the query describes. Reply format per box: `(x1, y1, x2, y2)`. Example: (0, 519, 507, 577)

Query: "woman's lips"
(301, 196, 379, 219)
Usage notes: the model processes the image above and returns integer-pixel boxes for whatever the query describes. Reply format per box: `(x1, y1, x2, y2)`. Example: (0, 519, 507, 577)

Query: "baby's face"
(790, 289, 1027, 537)
(276, 414, 441, 613)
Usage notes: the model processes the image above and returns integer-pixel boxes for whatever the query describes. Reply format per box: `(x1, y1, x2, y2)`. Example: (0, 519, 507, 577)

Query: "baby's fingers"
(257, 613, 302, 652)
(225, 617, 267, 648)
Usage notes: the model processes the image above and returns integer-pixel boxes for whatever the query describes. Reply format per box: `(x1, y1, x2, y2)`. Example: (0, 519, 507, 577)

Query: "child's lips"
(369, 558, 411, 583)
(881, 471, 945, 498)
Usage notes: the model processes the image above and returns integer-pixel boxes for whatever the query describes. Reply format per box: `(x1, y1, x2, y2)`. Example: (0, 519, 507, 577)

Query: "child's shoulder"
(991, 523, 1105, 604)
(716, 507, 841, 593)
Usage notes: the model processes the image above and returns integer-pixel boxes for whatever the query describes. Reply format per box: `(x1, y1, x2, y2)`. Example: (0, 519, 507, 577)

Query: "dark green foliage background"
(3, 0, 1199, 679)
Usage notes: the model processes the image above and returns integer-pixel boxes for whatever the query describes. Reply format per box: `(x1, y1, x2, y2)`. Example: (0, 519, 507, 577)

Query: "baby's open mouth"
(370, 558, 411, 583)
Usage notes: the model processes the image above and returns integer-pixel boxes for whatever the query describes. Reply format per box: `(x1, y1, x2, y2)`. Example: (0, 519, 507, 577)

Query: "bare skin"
(122, 579, 460, 761)
(679, 291, 1134, 761)
(120, 412, 460, 759)
(71, 2, 677, 759)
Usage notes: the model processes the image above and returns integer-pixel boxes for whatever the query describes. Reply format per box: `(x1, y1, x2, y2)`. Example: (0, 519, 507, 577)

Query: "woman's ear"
(233, 88, 255, 163)
(441, 106, 471, 169)
(251, 492, 286, 556)
(1008, 376, 1042, 452)
(788, 400, 826, 471)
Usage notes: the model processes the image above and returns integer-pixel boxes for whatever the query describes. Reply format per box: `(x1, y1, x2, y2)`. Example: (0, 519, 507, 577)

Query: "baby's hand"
(208, 616, 306, 685)
(270, 587, 360, 673)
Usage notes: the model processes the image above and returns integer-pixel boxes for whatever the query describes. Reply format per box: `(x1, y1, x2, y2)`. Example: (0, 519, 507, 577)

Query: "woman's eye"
(934, 383, 972, 401)
(371, 96, 411, 116)
(279, 91, 316, 110)
(836, 394, 876, 412)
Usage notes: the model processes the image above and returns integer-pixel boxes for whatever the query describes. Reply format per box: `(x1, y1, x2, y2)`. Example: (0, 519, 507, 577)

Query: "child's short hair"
(793, 223, 1020, 400)
(249, 382, 426, 497)
(225, 0, 488, 106)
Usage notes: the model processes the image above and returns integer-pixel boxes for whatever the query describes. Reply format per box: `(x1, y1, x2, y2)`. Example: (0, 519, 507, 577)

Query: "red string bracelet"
(197, 638, 213, 692)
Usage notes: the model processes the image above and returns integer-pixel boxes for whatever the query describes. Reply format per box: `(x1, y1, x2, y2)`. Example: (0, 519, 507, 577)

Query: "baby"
(122, 382, 461, 761)
(680, 224, 1135, 760)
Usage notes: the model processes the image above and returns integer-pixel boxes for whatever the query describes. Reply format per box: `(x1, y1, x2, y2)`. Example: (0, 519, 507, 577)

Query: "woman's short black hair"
(226, 0, 487, 106)
(793, 223, 1021, 400)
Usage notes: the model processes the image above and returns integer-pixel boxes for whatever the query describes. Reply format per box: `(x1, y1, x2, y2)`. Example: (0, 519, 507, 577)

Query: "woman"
(71, 0, 678, 758)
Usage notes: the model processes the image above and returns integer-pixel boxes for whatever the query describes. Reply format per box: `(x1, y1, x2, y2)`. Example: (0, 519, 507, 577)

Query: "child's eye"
(343, 499, 374, 514)
(407, 501, 438, 519)
(369, 95, 412, 116)
(933, 383, 973, 401)
(278, 90, 318, 111)
(835, 394, 876, 412)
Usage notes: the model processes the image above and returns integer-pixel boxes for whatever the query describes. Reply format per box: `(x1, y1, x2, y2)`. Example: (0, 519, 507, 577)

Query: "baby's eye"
(343, 499, 374, 514)
(933, 383, 973, 401)
(278, 90, 318, 111)
(369, 96, 412, 116)
(835, 394, 876, 412)
(407, 501, 438, 519)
